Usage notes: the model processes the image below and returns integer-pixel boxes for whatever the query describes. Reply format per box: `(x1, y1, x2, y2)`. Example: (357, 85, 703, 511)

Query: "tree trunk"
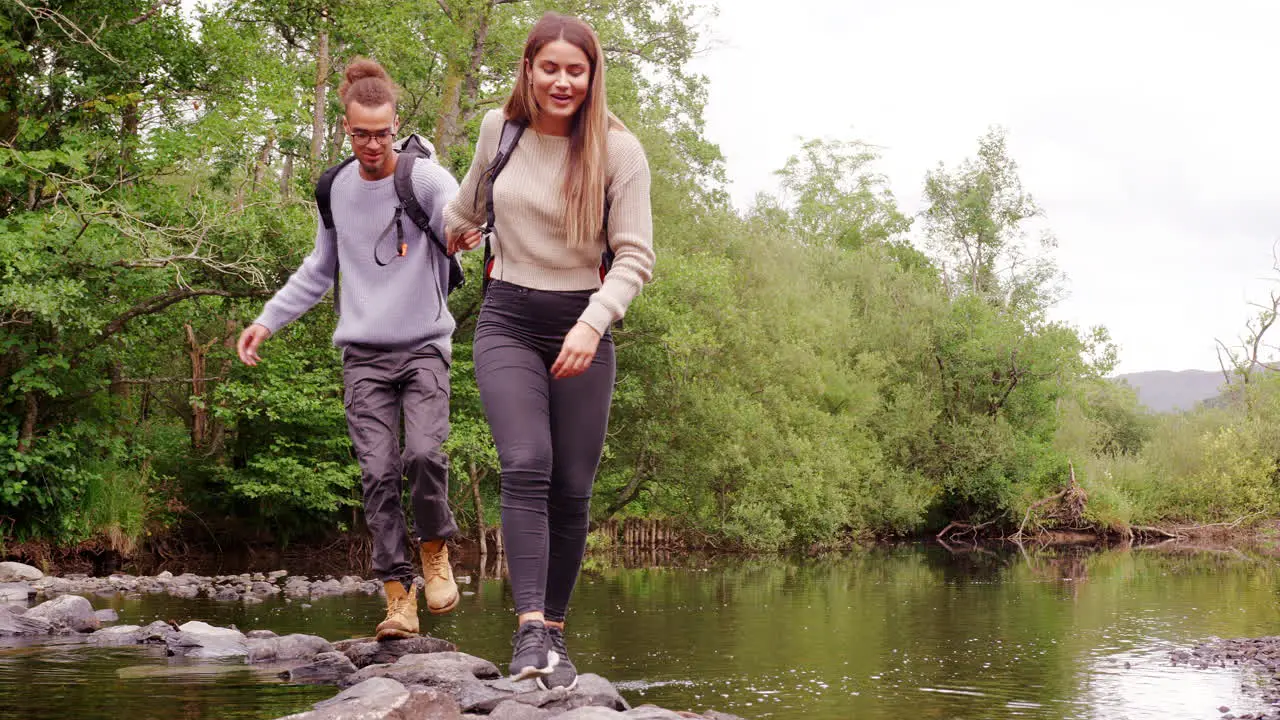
(603, 461, 649, 521)
(252, 131, 275, 192)
(17, 391, 37, 454)
(280, 153, 294, 199)
(205, 318, 238, 460)
(310, 28, 330, 180)
(185, 324, 209, 450)
(470, 460, 486, 556)
(330, 113, 346, 162)
(119, 92, 139, 185)
(109, 361, 129, 398)
(435, 72, 463, 159)
(435, 6, 492, 163)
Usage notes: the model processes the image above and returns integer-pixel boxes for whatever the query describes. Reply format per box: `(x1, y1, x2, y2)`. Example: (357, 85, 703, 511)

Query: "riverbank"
(8, 516, 1280, 579)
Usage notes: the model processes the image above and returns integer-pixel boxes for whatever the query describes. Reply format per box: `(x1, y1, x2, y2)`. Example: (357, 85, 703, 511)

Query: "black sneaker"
(509, 620, 558, 681)
(537, 625, 579, 691)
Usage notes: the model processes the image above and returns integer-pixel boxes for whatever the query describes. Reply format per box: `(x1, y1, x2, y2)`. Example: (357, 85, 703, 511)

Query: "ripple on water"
(1080, 645, 1276, 720)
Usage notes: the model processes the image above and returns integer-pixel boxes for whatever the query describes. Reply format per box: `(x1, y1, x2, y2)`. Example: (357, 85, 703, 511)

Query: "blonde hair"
(504, 12, 624, 249)
(339, 57, 398, 110)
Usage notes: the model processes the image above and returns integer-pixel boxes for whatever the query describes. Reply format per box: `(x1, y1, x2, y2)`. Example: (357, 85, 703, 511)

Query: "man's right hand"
(236, 323, 272, 366)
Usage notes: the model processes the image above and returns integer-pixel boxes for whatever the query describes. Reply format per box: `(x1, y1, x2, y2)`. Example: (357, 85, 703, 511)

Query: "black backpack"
(480, 120, 614, 294)
(314, 134, 465, 315)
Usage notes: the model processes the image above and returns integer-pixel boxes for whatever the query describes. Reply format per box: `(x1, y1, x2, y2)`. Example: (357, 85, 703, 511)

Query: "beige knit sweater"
(444, 109, 655, 335)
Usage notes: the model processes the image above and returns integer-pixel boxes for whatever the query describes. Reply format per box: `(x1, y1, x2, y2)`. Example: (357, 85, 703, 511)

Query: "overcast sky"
(686, 0, 1280, 374)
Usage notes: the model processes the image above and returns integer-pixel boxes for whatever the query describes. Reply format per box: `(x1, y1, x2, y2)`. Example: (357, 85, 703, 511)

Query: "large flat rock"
(280, 677, 461, 719)
(335, 636, 458, 668)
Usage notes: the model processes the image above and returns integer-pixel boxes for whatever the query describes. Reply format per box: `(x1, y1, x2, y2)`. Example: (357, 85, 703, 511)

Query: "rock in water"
(334, 636, 458, 668)
(24, 595, 100, 633)
(547, 709, 624, 719)
(88, 625, 145, 645)
(280, 651, 358, 685)
(247, 634, 333, 663)
(94, 609, 119, 623)
(340, 651, 500, 690)
(461, 673, 630, 716)
(166, 620, 248, 659)
(0, 562, 43, 582)
(0, 583, 33, 603)
(0, 605, 52, 635)
(484, 701, 556, 720)
(309, 579, 344, 598)
(547, 708, 688, 719)
(280, 677, 461, 720)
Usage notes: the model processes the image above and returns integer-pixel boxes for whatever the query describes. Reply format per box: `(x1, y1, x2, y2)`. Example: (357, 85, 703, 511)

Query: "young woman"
(444, 12, 654, 690)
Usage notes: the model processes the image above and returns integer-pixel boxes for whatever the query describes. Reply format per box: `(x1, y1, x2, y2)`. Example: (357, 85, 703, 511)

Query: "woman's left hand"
(551, 322, 602, 379)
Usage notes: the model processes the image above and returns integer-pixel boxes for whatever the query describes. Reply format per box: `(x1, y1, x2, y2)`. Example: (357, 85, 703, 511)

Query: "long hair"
(504, 13, 623, 249)
(339, 57, 398, 110)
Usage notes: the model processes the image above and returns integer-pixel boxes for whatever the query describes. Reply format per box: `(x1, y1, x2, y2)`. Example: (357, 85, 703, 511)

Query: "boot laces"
(386, 594, 411, 618)
(426, 546, 450, 581)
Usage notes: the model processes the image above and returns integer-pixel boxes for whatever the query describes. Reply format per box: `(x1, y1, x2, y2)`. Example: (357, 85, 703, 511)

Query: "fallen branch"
(1130, 511, 1267, 540)
(1130, 525, 1180, 540)
(936, 519, 996, 541)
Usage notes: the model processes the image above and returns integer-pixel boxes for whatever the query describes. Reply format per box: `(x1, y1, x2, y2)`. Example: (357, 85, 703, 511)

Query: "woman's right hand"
(447, 227, 483, 255)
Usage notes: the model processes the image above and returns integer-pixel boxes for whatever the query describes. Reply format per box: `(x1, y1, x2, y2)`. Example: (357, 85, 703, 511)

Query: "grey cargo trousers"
(342, 344, 458, 584)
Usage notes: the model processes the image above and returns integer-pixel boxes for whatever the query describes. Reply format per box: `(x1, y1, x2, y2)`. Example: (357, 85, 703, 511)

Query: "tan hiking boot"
(375, 581, 419, 640)
(420, 540, 459, 615)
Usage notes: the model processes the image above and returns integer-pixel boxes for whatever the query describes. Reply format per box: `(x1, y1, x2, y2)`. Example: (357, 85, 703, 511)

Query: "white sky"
(687, 0, 1280, 374)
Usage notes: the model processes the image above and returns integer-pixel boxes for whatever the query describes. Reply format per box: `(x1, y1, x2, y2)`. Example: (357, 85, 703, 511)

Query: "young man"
(236, 58, 460, 640)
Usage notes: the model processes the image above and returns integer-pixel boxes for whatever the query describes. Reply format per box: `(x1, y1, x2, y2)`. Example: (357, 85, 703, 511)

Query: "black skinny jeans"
(474, 280, 615, 621)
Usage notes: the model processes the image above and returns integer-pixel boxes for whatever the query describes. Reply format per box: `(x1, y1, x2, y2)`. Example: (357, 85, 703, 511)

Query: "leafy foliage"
(3, 0, 1273, 553)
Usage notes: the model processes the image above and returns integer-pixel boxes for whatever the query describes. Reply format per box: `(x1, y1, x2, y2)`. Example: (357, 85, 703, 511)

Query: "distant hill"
(1111, 369, 1226, 413)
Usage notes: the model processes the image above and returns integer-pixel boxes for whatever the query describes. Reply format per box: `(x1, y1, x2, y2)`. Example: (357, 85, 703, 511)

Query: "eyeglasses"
(348, 129, 396, 146)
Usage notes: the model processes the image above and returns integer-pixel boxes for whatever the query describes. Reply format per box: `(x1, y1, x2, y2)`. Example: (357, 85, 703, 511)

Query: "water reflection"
(2, 544, 1279, 719)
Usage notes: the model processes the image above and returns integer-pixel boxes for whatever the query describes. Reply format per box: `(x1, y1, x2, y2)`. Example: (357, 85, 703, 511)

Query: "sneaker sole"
(426, 592, 459, 615)
(536, 673, 579, 692)
(511, 650, 559, 681)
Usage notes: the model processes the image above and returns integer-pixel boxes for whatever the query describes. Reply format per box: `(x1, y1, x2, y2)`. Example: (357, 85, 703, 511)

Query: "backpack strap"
(480, 120, 618, 320)
(481, 120, 527, 292)
(392, 151, 465, 295)
(315, 157, 357, 315)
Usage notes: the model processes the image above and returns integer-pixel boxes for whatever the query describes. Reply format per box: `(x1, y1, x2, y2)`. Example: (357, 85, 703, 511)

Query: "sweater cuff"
(253, 308, 289, 335)
(578, 301, 614, 336)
